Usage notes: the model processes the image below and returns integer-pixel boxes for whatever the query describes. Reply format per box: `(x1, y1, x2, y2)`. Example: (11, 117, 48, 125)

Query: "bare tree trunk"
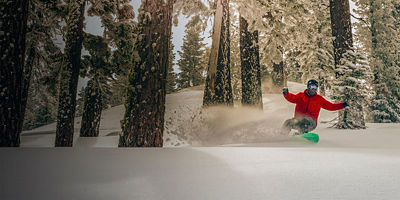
(239, 16, 263, 109)
(0, 0, 29, 147)
(55, 0, 86, 147)
(80, 79, 103, 137)
(203, 0, 233, 106)
(119, 0, 173, 147)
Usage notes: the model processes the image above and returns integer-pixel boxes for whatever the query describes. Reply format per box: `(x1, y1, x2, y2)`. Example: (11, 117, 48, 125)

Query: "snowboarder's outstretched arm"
(320, 97, 346, 111)
(283, 88, 299, 104)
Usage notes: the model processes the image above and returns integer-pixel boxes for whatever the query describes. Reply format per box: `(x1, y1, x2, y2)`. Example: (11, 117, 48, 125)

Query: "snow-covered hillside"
(3, 81, 400, 200)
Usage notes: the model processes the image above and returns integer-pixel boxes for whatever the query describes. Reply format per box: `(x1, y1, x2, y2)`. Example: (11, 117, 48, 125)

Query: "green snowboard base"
(296, 133, 319, 143)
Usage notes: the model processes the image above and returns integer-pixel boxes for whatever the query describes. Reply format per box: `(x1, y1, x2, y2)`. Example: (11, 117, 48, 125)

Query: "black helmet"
(307, 79, 318, 87)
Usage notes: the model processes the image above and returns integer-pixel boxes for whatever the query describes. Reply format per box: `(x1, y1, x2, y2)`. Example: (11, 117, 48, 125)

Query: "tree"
(55, 0, 86, 147)
(101, 1, 136, 108)
(329, 0, 369, 129)
(78, 1, 131, 137)
(79, 34, 111, 137)
(240, 16, 263, 109)
(331, 49, 372, 129)
(0, 0, 30, 147)
(167, 41, 177, 94)
(354, 0, 400, 122)
(23, 0, 63, 131)
(177, 15, 205, 89)
(119, 0, 174, 147)
(203, 0, 233, 106)
(294, 0, 335, 95)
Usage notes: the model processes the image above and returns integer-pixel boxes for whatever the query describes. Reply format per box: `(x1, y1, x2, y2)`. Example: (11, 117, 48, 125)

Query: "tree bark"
(330, 0, 364, 129)
(55, 0, 86, 147)
(271, 61, 285, 93)
(203, 0, 233, 106)
(80, 79, 103, 137)
(329, 0, 353, 67)
(0, 0, 29, 147)
(119, 0, 173, 147)
(239, 16, 263, 109)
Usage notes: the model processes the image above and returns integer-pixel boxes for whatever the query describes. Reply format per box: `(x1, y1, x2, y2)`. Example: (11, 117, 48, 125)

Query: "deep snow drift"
(2, 81, 400, 200)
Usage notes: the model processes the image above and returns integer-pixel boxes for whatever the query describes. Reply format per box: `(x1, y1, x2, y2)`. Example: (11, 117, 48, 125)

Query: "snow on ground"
(3, 81, 400, 200)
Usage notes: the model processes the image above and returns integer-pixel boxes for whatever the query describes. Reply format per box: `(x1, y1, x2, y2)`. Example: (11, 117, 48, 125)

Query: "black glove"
(343, 102, 349, 108)
(283, 88, 289, 95)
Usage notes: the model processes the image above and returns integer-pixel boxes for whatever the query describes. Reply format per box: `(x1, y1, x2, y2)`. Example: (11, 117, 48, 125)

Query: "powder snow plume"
(165, 105, 290, 146)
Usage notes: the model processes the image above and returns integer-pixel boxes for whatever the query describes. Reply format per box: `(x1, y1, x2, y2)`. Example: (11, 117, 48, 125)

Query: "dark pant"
(282, 117, 317, 135)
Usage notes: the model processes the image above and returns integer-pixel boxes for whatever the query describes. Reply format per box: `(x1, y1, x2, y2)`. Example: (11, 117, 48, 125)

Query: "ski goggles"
(308, 84, 318, 91)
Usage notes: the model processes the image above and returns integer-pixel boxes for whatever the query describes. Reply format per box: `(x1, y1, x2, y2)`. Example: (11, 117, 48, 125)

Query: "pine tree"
(23, 0, 63, 131)
(100, 1, 136, 107)
(354, 0, 400, 122)
(240, 16, 263, 109)
(177, 15, 205, 89)
(0, 0, 30, 147)
(331, 49, 372, 129)
(167, 41, 177, 94)
(330, 0, 369, 129)
(55, 0, 86, 147)
(119, 0, 174, 147)
(294, 0, 335, 95)
(203, 0, 233, 106)
(79, 33, 112, 137)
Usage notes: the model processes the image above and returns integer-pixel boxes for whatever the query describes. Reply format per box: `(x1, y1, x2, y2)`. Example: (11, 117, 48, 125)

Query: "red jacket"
(284, 90, 344, 124)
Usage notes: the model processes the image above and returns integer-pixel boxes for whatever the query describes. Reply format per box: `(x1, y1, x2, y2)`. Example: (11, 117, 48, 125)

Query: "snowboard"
(296, 132, 319, 143)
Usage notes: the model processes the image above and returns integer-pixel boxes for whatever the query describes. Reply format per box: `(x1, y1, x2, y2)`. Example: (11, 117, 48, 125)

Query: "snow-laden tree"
(294, 0, 335, 95)
(234, 0, 324, 93)
(55, 0, 86, 147)
(203, 0, 234, 106)
(79, 34, 111, 137)
(177, 15, 206, 89)
(0, 0, 30, 147)
(240, 15, 263, 109)
(23, 0, 63, 131)
(354, 0, 400, 122)
(329, 0, 372, 129)
(87, 0, 136, 108)
(119, 0, 174, 147)
(331, 49, 372, 129)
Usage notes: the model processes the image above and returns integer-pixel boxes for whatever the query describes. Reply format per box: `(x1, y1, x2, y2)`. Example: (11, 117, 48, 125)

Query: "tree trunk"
(203, 0, 233, 106)
(329, 0, 353, 66)
(119, 0, 173, 147)
(80, 79, 103, 137)
(239, 16, 263, 109)
(271, 61, 285, 93)
(0, 0, 29, 147)
(330, 0, 364, 129)
(55, 0, 86, 147)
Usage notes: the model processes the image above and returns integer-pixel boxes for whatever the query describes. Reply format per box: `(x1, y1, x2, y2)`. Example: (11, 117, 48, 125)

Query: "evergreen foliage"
(331, 49, 372, 129)
(354, 0, 400, 123)
(167, 41, 177, 94)
(23, 0, 63, 130)
(177, 15, 206, 89)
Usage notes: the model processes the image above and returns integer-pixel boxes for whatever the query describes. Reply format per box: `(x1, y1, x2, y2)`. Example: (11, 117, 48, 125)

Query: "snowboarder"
(282, 79, 348, 135)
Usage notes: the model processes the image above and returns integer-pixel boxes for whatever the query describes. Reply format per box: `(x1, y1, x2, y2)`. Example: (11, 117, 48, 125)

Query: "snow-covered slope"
(5, 81, 400, 200)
